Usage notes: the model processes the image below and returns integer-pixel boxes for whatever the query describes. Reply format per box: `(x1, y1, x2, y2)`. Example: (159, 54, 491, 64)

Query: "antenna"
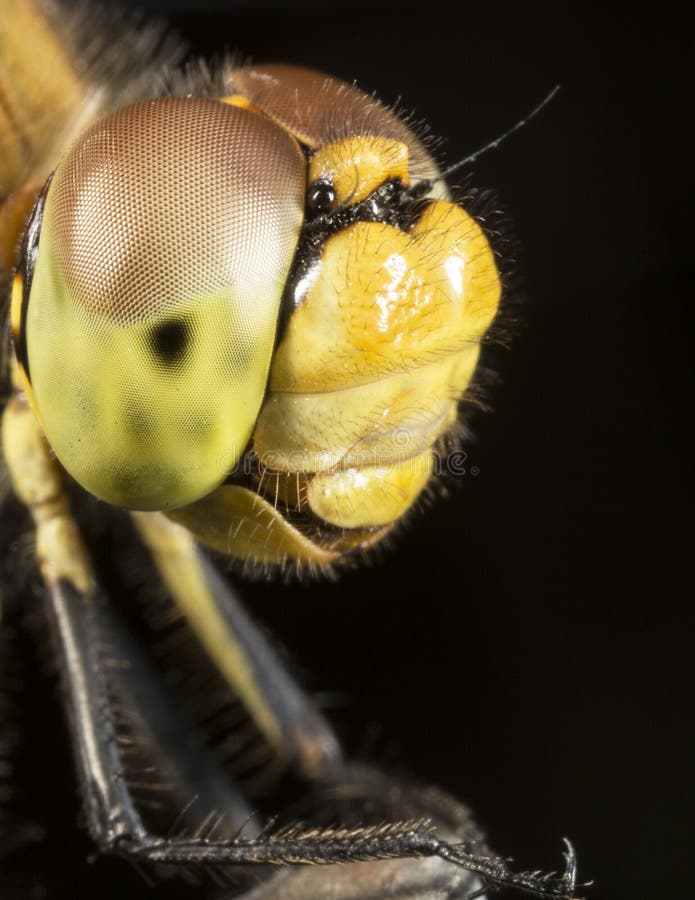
(411, 84, 561, 197)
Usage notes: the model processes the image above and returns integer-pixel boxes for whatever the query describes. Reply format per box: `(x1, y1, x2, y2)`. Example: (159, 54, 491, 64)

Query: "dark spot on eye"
(149, 318, 191, 364)
(307, 179, 336, 216)
(123, 403, 152, 444)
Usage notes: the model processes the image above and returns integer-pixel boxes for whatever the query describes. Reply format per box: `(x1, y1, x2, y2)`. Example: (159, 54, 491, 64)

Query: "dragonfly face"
(0, 2, 583, 898)
(9, 44, 501, 571)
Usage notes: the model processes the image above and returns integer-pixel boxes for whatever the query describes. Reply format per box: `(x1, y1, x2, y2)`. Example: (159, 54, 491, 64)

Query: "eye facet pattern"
(22, 96, 305, 511)
(15, 64, 501, 566)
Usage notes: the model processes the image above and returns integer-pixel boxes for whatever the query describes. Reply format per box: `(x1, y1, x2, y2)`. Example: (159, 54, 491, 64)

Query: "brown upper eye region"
(148, 318, 191, 365)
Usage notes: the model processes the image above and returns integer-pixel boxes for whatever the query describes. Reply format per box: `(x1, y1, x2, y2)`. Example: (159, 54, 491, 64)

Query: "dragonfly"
(0, 1, 585, 897)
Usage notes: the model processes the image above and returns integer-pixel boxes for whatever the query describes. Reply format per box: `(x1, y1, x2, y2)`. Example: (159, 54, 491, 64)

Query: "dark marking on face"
(149, 318, 191, 365)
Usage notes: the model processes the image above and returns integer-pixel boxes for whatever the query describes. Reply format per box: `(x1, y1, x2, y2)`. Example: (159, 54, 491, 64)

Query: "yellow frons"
(309, 135, 409, 207)
(253, 197, 500, 534)
(268, 201, 500, 394)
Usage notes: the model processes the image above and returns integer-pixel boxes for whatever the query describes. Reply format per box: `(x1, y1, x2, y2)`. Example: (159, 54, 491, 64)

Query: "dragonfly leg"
(132, 510, 342, 779)
(1, 378, 583, 897)
(1, 377, 254, 839)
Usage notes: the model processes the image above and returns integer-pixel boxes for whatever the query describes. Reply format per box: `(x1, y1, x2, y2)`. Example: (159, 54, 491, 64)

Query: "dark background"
(187, 4, 688, 898)
(9, 2, 693, 899)
(176, 4, 690, 899)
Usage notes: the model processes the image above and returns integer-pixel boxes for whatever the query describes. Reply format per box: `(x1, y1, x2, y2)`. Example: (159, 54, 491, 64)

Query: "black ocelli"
(277, 177, 416, 342)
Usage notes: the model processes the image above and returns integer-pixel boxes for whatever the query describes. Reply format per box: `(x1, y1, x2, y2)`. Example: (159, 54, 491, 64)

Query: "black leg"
(44, 576, 254, 844)
(45, 577, 582, 898)
(3, 383, 585, 897)
(121, 825, 580, 899)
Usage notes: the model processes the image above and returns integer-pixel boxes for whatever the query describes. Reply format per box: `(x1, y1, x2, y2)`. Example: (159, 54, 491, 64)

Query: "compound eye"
(23, 97, 305, 510)
(228, 64, 443, 184)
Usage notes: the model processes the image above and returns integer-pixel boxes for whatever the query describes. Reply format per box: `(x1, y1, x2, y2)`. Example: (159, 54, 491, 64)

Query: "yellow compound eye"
(23, 97, 305, 510)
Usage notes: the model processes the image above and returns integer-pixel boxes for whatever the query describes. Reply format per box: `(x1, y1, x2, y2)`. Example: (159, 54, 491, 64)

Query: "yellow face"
(12, 64, 501, 568)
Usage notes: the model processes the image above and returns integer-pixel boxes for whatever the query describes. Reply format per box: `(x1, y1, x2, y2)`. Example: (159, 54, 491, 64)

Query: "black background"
(175, 5, 691, 899)
(10, 2, 693, 899)
(197, 4, 690, 898)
